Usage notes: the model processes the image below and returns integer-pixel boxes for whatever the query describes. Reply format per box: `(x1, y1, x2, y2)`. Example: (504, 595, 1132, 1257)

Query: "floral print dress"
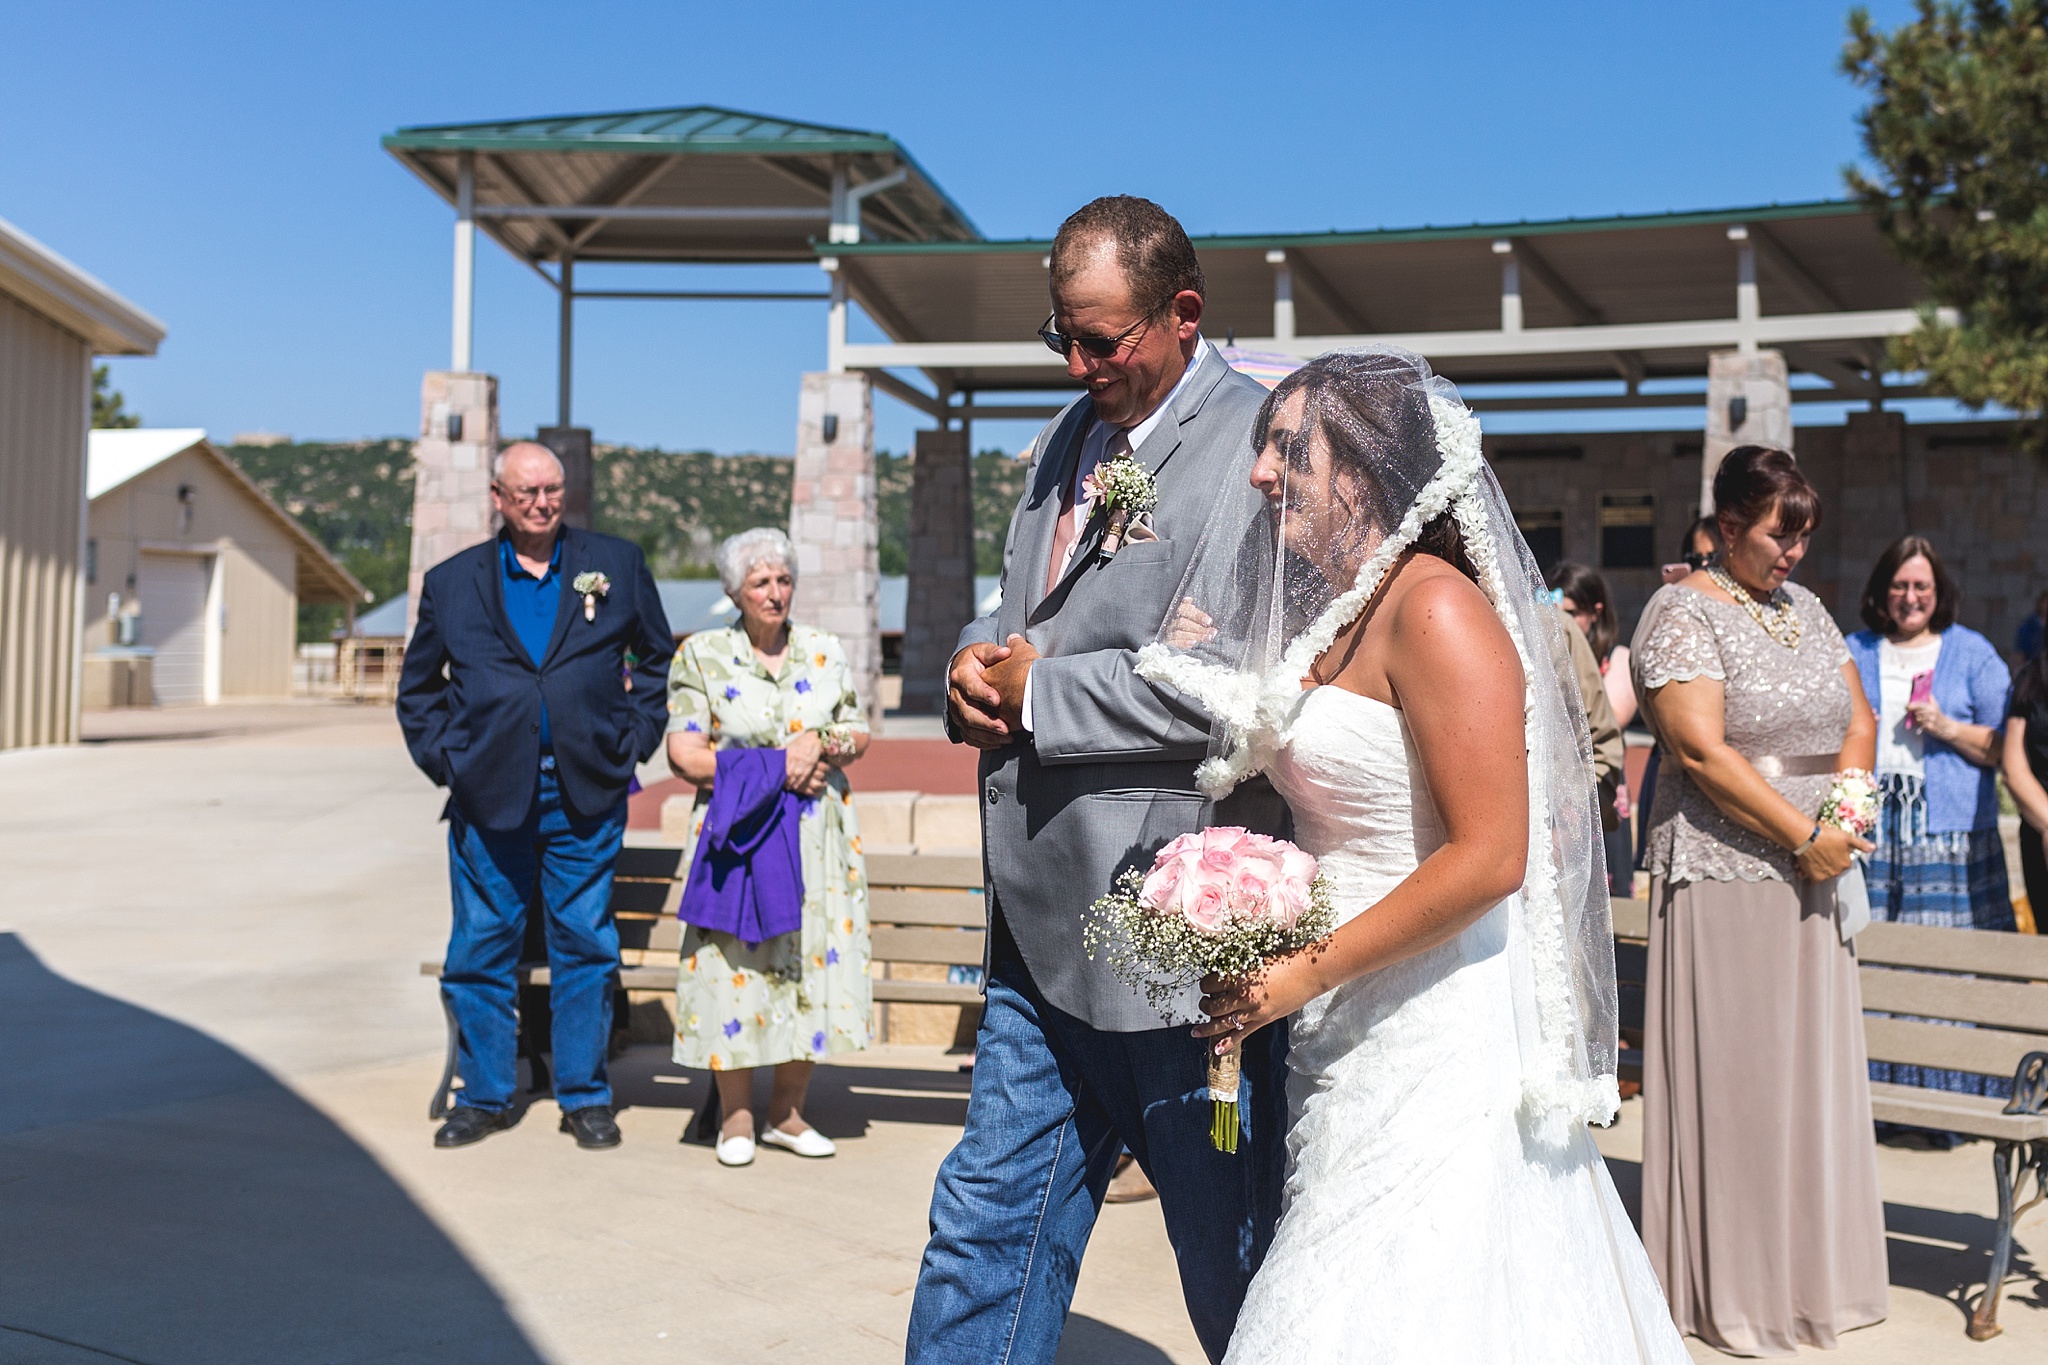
(667, 622, 871, 1070)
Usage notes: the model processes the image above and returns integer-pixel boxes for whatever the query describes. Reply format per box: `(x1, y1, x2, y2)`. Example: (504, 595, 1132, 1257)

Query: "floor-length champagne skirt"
(1643, 876, 1889, 1356)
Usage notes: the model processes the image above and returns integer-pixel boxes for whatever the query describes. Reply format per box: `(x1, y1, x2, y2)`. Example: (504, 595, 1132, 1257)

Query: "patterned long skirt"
(1865, 772, 2015, 1099)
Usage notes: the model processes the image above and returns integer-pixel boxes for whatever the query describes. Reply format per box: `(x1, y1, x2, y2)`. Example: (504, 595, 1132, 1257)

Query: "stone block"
(902, 427, 975, 715)
(537, 426, 593, 529)
(852, 789, 917, 847)
(913, 794, 983, 853)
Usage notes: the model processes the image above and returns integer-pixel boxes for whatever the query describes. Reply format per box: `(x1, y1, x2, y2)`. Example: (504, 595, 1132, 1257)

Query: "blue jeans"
(442, 766, 624, 1113)
(907, 916, 1286, 1365)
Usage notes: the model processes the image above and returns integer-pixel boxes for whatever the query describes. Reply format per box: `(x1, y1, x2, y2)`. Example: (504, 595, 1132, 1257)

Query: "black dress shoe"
(434, 1105, 517, 1148)
(560, 1104, 622, 1149)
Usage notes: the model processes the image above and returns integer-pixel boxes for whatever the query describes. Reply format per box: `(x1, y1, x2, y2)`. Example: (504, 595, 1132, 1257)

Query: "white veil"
(1135, 347, 1620, 1135)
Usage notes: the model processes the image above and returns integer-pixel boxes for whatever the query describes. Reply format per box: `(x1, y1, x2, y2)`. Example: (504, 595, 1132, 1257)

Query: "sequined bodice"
(1633, 583, 1852, 883)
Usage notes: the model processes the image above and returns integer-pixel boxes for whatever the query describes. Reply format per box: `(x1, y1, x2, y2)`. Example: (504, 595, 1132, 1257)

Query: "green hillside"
(220, 440, 1028, 641)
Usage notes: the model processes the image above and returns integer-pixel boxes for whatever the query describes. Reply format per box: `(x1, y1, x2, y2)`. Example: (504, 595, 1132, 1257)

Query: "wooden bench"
(1612, 897, 2048, 1341)
(420, 843, 988, 1117)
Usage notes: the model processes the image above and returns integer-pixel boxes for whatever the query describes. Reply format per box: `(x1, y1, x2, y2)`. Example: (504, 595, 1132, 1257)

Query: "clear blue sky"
(2, 1, 1931, 455)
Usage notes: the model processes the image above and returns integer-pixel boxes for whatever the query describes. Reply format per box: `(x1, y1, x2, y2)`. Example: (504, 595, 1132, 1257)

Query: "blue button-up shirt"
(500, 534, 563, 749)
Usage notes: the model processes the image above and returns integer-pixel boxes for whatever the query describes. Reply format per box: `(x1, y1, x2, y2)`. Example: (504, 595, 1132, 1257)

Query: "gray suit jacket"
(956, 345, 1289, 1030)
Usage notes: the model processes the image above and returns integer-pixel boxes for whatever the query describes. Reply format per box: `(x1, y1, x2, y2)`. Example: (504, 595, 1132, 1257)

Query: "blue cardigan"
(1844, 624, 2010, 834)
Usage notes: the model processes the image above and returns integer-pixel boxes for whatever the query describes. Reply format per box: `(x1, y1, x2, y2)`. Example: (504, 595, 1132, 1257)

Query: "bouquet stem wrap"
(1208, 1036, 1243, 1153)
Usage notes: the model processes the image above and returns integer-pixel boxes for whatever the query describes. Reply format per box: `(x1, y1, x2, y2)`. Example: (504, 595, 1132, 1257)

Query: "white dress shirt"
(1021, 340, 1212, 732)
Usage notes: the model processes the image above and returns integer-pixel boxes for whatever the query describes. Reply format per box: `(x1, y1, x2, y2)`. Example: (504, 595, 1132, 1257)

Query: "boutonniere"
(1081, 452, 1159, 558)
(571, 571, 611, 621)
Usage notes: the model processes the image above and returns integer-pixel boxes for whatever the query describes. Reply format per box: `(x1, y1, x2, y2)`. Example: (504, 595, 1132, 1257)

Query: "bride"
(1137, 349, 1688, 1362)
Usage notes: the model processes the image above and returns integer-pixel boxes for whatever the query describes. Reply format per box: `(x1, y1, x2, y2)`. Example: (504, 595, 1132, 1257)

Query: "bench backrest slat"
(1856, 920, 2048, 981)
(867, 852, 983, 890)
(1861, 966, 2048, 1033)
(868, 889, 986, 928)
(870, 926, 988, 967)
(616, 846, 686, 879)
(1861, 1015, 2047, 1077)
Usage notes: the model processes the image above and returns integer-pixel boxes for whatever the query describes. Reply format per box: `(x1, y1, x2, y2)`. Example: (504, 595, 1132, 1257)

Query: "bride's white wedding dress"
(1225, 687, 1688, 1363)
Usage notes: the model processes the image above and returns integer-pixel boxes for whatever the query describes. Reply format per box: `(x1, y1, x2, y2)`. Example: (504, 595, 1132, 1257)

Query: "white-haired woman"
(667, 527, 871, 1166)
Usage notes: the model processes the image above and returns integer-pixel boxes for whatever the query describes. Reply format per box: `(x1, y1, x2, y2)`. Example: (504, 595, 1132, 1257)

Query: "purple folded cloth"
(679, 746, 806, 945)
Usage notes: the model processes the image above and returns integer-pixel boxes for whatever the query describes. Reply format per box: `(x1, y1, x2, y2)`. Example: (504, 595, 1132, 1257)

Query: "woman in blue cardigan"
(1846, 535, 2014, 1101)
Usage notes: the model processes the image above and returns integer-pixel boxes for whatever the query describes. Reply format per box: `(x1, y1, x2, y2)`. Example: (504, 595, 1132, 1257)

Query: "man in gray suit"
(906, 197, 1288, 1365)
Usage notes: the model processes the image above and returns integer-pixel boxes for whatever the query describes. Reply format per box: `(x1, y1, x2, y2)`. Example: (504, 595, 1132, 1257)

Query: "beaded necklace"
(1708, 565, 1802, 649)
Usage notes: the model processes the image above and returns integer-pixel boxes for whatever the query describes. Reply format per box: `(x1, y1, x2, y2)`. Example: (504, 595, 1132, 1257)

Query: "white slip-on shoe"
(715, 1133, 756, 1167)
(760, 1125, 836, 1158)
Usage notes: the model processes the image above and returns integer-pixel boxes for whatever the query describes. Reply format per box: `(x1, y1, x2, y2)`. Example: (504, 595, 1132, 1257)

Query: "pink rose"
(1182, 869, 1232, 932)
(1200, 826, 1250, 872)
(1279, 847, 1319, 887)
(1233, 851, 1283, 910)
(1156, 831, 1203, 863)
(1269, 874, 1311, 931)
(1140, 856, 1185, 916)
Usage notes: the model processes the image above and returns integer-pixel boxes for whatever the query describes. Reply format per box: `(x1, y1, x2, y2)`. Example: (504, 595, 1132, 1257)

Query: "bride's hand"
(1193, 951, 1327, 1048)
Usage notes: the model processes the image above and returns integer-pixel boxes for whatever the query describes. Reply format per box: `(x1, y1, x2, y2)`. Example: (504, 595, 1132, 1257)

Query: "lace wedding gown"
(1225, 687, 1689, 1363)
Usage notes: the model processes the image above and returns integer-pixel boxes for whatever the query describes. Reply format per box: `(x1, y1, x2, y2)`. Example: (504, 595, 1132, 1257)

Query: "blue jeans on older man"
(442, 763, 624, 1113)
(906, 913, 1286, 1365)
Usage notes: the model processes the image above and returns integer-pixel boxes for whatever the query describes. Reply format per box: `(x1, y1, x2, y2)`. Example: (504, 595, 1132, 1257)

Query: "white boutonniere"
(1081, 453, 1159, 558)
(572, 571, 611, 621)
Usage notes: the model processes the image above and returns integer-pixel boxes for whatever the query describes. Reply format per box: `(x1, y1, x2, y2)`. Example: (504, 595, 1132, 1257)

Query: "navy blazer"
(398, 526, 674, 829)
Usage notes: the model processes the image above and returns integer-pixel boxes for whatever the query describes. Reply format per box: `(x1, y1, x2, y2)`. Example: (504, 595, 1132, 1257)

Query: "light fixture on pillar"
(822, 413, 839, 444)
(1728, 396, 1748, 432)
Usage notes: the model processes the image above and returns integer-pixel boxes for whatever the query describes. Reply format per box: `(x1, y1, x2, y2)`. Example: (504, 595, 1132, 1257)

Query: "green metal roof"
(382, 104, 903, 157)
(383, 104, 980, 256)
(815, 197, 1866, 257)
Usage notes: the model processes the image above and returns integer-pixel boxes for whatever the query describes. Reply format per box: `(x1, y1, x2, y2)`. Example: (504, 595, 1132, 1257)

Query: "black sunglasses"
(1681, 551, 1712, 570)
(1038, 311, 1156, 360)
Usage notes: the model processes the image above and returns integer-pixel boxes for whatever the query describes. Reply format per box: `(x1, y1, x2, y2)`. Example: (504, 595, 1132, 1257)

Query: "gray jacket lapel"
(1021, 398, 1096, 619)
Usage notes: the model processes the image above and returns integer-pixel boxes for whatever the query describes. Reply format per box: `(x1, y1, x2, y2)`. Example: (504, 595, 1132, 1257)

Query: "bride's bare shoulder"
(1385, 557, 1503, 636)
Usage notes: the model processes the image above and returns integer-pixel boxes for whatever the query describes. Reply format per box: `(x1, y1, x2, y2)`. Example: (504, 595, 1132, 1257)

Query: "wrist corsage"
(1819, 767, 1877, 839)
(819, 723, 860, 761)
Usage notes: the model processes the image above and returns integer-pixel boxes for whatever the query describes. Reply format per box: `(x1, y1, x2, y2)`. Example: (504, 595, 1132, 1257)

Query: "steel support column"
(452, 151, 475, 372)
(557, 255, 574, 428)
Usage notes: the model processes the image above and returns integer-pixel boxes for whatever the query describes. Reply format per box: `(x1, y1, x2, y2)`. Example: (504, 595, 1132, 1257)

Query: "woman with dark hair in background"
(1844, 537, 2013, 1108)
(1551, 561, 1635, 896)
(1631, 446, 1886, 1354)
(2003, 646, 2048, 924)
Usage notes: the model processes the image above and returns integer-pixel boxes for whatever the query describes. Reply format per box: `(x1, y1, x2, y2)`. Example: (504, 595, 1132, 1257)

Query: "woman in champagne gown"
(1136, 350, 1688, 1363)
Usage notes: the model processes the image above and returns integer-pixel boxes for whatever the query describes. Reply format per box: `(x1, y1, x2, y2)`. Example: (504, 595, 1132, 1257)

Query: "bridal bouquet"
(1084, 828, 1335, 1152)
(1819, 768, 1878, 838)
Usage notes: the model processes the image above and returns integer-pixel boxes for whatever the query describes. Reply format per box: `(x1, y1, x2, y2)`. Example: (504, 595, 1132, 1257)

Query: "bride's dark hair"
(1253, 353, 1480, 586)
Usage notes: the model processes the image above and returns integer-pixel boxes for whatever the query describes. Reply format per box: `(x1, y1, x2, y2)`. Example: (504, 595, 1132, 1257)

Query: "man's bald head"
(491, 441, 567, 550)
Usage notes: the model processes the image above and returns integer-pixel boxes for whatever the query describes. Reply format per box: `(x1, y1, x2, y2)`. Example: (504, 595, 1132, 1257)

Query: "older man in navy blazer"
(399, 441, 673, 1150)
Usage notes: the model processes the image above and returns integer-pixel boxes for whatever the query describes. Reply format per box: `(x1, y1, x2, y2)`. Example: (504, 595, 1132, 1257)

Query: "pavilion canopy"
(383, 104, 980, 267)
(821, 199, 1933, 406)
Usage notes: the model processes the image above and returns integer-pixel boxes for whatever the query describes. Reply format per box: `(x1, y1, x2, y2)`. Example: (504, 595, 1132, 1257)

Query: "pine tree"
(1844, 2, 2048, 443)
(90, 364, 140, 428)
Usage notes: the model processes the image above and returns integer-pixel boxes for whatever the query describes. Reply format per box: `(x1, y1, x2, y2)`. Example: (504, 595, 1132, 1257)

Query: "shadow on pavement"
(1054, 1314, 1176, 1364)
(610, 1047, 974, 1139)
(0, 934, 545, 1365)
(1883, 1199, 2044, 1330)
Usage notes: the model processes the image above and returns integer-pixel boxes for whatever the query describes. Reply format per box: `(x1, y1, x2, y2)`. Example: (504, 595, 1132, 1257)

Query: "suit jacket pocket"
(1106, 538, 1174, 567)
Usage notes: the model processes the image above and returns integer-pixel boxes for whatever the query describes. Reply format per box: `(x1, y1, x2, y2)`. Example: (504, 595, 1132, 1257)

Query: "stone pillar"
(536, 425, 594, 529)
(1701, 349, 1792, 512)
(787, 371, 882, 729)
(406, 371, 499, 636)
(901, 427, 975, 715)
(1834, 409, 1910, 606)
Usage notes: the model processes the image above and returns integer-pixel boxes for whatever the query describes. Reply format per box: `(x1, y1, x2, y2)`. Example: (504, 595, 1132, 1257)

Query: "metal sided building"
(0, 217, 163, 749)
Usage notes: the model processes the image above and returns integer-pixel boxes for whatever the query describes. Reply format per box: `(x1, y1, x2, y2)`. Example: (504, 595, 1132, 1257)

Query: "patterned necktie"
(1046, 427, 1129, 595)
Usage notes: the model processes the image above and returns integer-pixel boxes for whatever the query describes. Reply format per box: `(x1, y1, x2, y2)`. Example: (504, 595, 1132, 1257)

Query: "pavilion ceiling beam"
(868, 367, 944, 418)
(480, 153, 575, 258)
(837, 307, 1929, 371)
(1506, 238, 1648, 390)
(1782, 344, 1877, 397)
(1749, 224, 1845, 313)
(565, 156, 673, 251)
(1282, 250, 1372, 333)
(836, 256, 926, 343)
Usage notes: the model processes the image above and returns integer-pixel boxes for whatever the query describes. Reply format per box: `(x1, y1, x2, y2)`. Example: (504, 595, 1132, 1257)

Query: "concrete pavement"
(1, 699, 2041, 1362)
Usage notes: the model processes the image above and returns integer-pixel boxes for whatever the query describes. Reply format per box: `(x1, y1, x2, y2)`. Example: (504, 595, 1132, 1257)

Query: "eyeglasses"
(1038, 311, 1157, 360)
(1680, 551, 1712, 570)
(496, 481, 564, 508)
